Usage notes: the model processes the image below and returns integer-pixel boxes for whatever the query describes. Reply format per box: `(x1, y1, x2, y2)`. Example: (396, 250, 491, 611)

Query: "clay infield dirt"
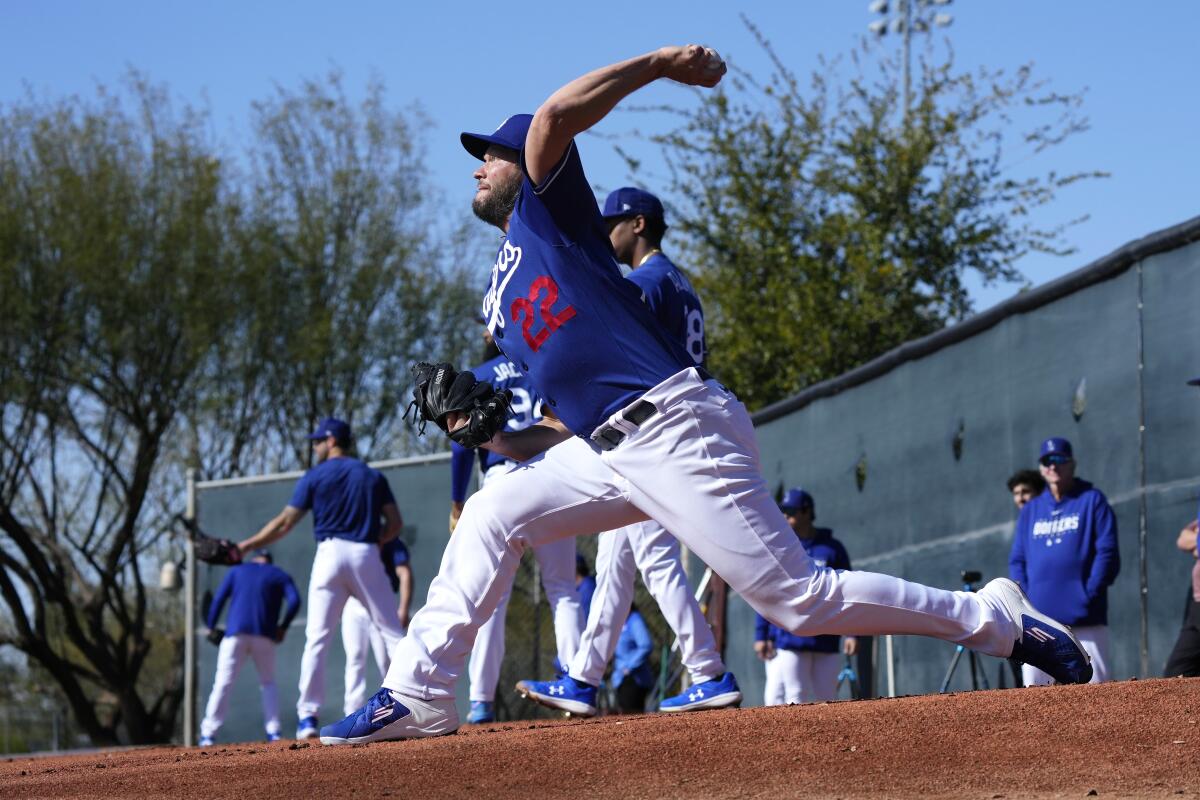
(3, 678, 1199, 799)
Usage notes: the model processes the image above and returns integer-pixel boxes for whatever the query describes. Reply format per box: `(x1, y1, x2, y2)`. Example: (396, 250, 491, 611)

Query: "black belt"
(591, 399, 658, 451)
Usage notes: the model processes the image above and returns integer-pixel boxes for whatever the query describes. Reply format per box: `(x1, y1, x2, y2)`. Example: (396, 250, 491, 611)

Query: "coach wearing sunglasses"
(1009, 437, 1120, 686)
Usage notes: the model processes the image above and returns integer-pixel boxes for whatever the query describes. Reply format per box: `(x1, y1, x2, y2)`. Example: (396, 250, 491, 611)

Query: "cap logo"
(494, 116, 514, 134)
(622, 203, 631, 211)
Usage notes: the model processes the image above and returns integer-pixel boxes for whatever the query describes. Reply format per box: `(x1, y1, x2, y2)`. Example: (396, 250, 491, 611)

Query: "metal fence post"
(183, 468, 198, 747)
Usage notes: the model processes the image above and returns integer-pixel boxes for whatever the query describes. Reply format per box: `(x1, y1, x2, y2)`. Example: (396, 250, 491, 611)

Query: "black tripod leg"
(939, 645, 965, 693)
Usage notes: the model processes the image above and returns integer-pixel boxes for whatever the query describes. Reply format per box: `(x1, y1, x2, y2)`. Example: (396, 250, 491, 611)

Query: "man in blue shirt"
(237, 417, 406, 739)
(515, 188, 738, 717)
(340, 538, 413, 716)
(199, 550, 300, 745)
(612, 605, 655, 714)
(320, 45, 1091, 747)
(448, 324, 582, 726)
(1009, 437, 1120, 684)
(754, 490, 855, 705)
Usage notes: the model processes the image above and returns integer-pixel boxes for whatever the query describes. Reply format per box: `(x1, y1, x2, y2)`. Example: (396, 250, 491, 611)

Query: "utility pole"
(867, 0, 954, 126)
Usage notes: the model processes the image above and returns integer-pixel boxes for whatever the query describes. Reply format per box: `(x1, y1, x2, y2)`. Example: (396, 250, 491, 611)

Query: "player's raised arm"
(525, 45, 726, 184)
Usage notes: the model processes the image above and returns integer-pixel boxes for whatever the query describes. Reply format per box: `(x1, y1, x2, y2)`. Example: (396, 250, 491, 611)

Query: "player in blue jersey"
(341, 537, 413, 715)
(237, 417, 407, 739)
(753, 489, 856, 705)
(516, 188, 738, 716)
(1009, 437, 1120, 684)
(199, 550, 300, 745)
(320, 45, 1092, 746)
(448, 325, 582, 724)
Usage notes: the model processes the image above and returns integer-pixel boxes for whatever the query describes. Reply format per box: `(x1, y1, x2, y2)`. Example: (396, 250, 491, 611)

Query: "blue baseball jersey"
(755, 529, 851, 653)
(381, 538, 410, 594)
(289, 457, 396, 544)
(481, 142, 695, 436)
(1009, 479, 1120, 627)
(207, 562, 301, 639)
(626, 253, 706, 366)
(450, 354, 545, 501)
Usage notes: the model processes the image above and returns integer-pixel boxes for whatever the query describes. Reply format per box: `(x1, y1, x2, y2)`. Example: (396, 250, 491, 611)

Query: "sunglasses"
(1040, 454, 1072, 466)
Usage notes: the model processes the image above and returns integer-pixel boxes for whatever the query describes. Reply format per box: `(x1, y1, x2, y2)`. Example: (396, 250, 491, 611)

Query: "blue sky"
(3, 0, 1196, 311)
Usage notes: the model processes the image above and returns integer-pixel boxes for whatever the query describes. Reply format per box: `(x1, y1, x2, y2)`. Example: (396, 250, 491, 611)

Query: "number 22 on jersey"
(511, 276, 576, 352)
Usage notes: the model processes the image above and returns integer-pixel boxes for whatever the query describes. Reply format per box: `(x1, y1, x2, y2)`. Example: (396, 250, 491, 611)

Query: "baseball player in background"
(1163, 374, 1200, 678)
(448, 325, 582, 724)
(237, 417, 407, 739)
(340, 537, 413, 715)
(199, 549, 300, 745)
(319, 44, 1092, 746)
(1007, 469, 1047, 511)
(516, 188, 739, 716)
(1009, 437, 1120, 685)
(754, 489, 855, 705)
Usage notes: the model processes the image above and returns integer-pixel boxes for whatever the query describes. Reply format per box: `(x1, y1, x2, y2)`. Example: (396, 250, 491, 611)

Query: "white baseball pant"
(384, 367, 1019, 701)
(200, 634, 280, 739)
(569, 520, 724, 687)
(341, 595, 399, 715)
(297, 538, 406, 719)
(763, 649, 841, 705)
(467, 462, 581, 702)
(1022, 624, 1109, 685)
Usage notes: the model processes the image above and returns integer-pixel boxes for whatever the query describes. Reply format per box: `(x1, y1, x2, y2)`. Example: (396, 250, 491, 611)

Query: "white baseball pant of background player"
(298, 538, 407, 719)
(200, 634, 280, 739)
(341, 596, 400, 715)
(570, 519, 724, 687)
(383, 367, 1024, 702)
(763, 650, 841, 705)
(1023, 624, 1109, 685)
(468, 461, 580, 702)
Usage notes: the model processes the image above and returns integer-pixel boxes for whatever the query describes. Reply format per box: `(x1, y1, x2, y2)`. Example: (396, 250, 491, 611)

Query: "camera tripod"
(938, 571, 990, 693)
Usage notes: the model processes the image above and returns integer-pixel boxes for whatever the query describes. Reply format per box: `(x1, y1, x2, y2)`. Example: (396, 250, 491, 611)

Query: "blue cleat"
(979, 577, 1093, 684)
(319, 687, 459, 745)
(515, 676, 598, 717)
(265, 731, 281, 742)
(659, 672, 742, 713)
(296, 716, 319, 739)
(467, 700, 495, 724)
(197, 735, 214, 747)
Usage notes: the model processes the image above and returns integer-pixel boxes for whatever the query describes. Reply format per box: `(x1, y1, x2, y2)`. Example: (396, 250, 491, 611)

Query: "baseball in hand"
(665, 45, 727, 88)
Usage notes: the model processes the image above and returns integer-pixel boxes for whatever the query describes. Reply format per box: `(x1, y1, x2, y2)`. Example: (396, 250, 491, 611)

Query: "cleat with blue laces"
(979, 577, 1093, 684)
(319, 687, 459, 745)
(515, 675, 598, 717)
(659, 672, 742, 713)
(197, 735, 215, 747)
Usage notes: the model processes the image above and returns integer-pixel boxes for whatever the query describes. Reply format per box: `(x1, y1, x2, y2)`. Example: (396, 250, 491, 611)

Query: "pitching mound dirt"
(4, 678, 1200, 799)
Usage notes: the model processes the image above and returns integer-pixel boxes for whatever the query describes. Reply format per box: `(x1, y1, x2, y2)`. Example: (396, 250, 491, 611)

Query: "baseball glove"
(405, 362, 512, 448)
(206, 627, 225, 646)
(175, 514, 243, 566)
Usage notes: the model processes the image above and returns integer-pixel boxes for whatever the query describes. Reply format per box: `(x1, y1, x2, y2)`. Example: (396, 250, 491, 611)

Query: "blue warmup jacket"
(754, 528, 851, 653)
(613, 609, 655, 690)
(207, 562, 301, 639)
(1008, 479, 1120, 627)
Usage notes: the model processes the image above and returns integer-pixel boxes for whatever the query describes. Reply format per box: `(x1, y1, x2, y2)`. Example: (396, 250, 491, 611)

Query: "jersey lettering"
(483, 240, 523, 333)
(506, 386, 543, 429)
(684, 307, 704, 365)
(511, 275, 577, 352)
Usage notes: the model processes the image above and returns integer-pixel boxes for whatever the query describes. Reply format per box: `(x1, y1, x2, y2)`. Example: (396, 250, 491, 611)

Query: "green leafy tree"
(0, 77, 236, 744)
(237, 71, 478, 468)
(633, 22, 1105, 409)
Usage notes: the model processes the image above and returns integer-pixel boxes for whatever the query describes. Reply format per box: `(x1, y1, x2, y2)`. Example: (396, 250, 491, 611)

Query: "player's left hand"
(660, 45, 726, 88)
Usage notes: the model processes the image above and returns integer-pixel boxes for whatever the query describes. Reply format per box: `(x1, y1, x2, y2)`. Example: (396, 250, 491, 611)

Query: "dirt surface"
(4, 679, 1200, 799)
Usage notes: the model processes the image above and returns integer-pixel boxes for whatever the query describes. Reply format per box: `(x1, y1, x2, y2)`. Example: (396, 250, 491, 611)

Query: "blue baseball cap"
(460, 114, 533, 161)
(252, 549, 272, 563)
(1038, 437, 1073, 461)
(779, 488, 814, 515)
(602, 187, 666, 223)
(308, 417, 351, 442)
